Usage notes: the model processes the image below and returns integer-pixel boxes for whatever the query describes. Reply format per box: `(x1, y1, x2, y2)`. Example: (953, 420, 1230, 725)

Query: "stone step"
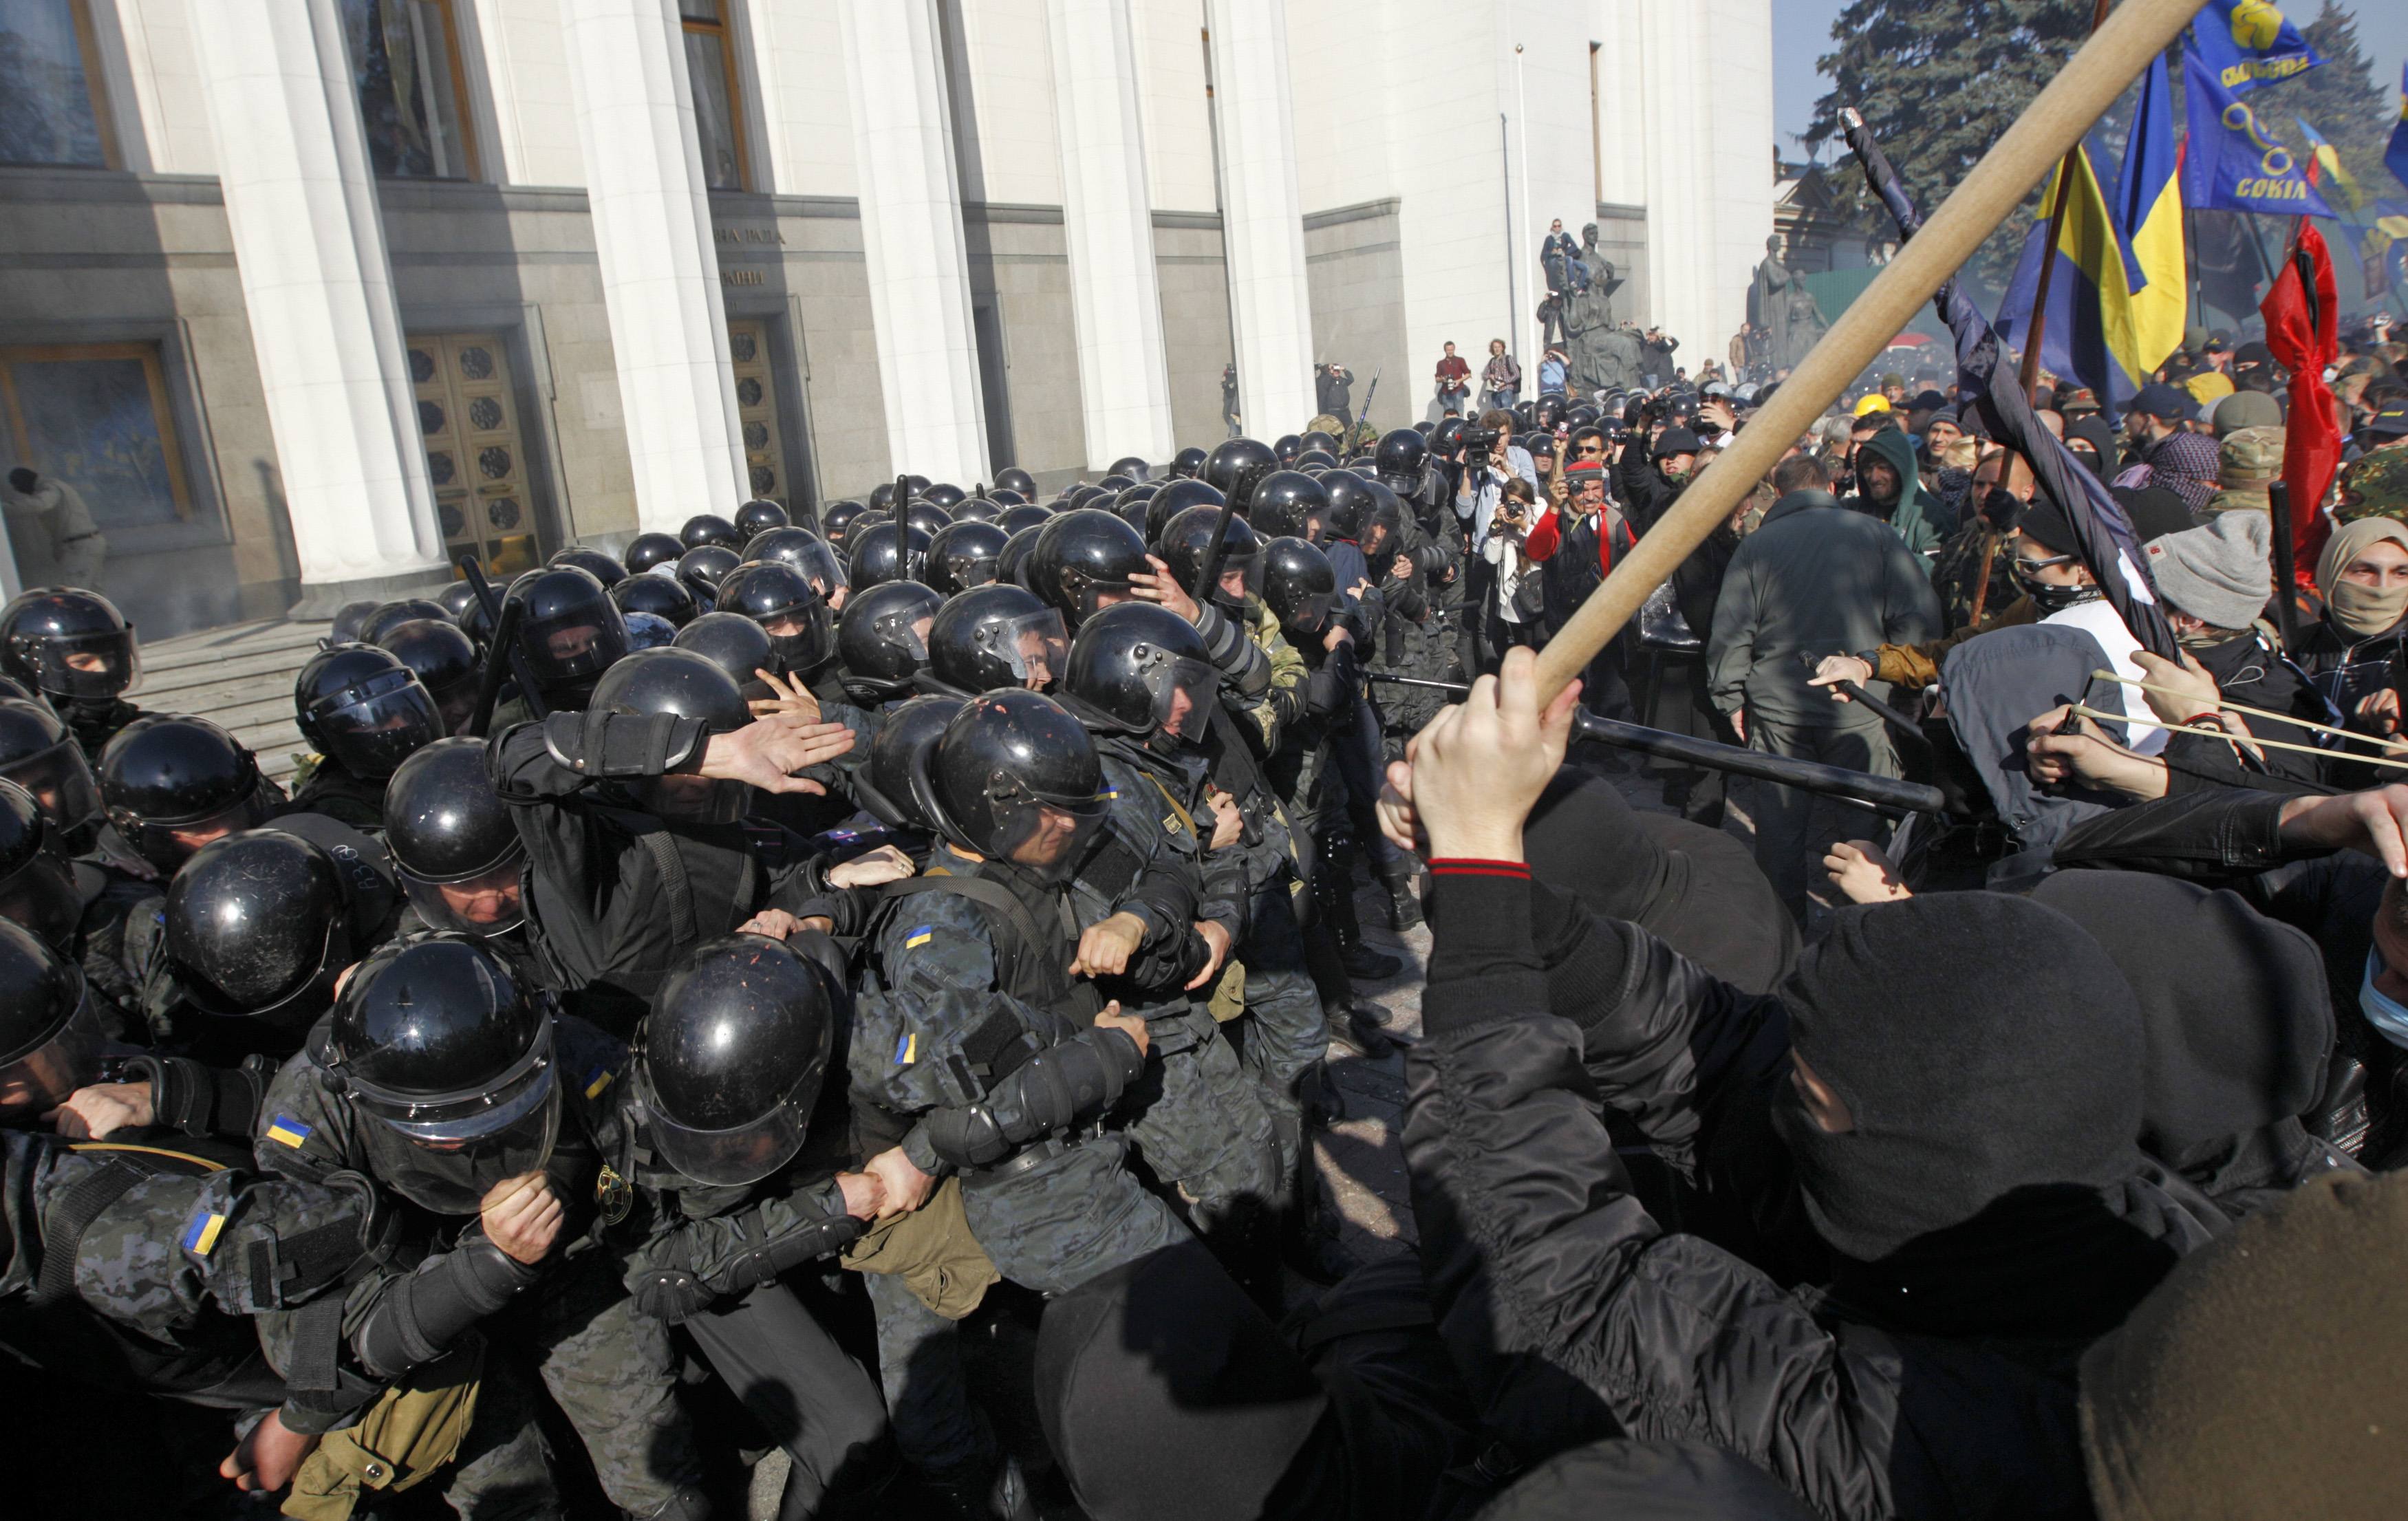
(127, 619, 330, 784)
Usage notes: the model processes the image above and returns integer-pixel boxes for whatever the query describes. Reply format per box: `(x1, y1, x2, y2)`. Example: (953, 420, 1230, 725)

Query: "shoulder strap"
(881, 873, 1073, 1011)
(1141, 770, 1198, 839)
(32, 1158, 146, 1309)
(632, 828, 698, 946)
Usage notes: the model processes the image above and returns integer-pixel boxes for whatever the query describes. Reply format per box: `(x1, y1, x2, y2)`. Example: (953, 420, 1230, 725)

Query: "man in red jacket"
(1523, 457, 1637, 743)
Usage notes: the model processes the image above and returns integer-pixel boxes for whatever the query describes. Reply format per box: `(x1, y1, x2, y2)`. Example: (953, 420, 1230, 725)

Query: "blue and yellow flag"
(2188, 3, 2323, 94)
(2387, 63, 2408, 195)
(1997, 52, 2182, 416)
(2296, 118, 2365, 217)
(2182, 39, 2336, 218)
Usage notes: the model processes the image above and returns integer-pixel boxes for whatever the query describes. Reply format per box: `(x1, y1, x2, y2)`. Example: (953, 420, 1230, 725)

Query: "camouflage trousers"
(436, 1249, 707, 1520)
(1119, 1008, 1283, 1229)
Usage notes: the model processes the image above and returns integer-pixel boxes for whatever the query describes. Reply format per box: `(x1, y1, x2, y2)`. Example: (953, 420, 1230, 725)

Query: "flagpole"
(2017, 0, 2116, 400)
(2185, 206, 2204, 326)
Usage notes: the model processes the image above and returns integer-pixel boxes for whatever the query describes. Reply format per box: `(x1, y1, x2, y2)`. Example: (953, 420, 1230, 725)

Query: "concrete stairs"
(126, 619, 331, 784)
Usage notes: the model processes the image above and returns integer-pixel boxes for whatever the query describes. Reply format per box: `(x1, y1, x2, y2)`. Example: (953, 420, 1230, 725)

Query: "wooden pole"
(2014, 0, 2114, 399)
(1533, 0, 2214, 703)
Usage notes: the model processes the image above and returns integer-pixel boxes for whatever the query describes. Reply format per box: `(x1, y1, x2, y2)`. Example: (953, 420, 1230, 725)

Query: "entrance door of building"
(409, 334, 539, 576)
(727, 319, 791, 507)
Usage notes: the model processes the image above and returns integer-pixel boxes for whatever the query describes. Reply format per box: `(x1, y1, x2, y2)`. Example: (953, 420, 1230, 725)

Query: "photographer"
(1454, 411, 1538, 554)
(1481, 477, 1544, 663)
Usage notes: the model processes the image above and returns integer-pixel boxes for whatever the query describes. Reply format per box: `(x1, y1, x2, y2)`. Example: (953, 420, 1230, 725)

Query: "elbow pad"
(923, 1031, 1146, 1167)
(541, 711, 707, 778)
(123, 1054, 267, 1140)
(710, 1213, 866, 1297)
(358, 1239, 538, 1378)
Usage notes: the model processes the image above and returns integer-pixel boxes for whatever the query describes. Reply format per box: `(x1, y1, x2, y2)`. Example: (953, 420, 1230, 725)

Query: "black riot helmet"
(1322, 471, 1377, 542)
(436, 580, 482, 629)
(1298, 428, 1338, 455)
(636, 936, 835, 1186)
(100, 715, 272, 873)
(921, 482, 967, 511)
(925, 519, 1010, 596)
(1064, 486, 1110, 515)
(590, 648, 755, 824)
(546, 548, 627, 593)
(674, 545, 742, 609)
(612, 571, 699, 629)
(1168, 446, 1207, 479)
(1110, 493, 1153, 538)
(997, 526, 1043, 590)
(999, 502, 1053, 536)
(0, 697, 103, 849)
(847, 520, 932, 590)
(1357, 478, 1408, 558)
(326, 599, 381, 649)
(1565, 401, 1602, 429)
(672, 612, 777, 698)
(1203, 438, 1278, 509)
(926, 583, 1068, 696)
(902, 499, 954, 540)
(713, 560, 836, 676)
(1107, 456, 1150, 482)
(323, 936, 561, 1216)
(1375, 428, 1429, 487)
(1272, 434, 1303, 466)
(742, 525, 826, 574)
(358, 599, 451, 647)
(857, 693, 963, 828)
(818, 499, 870, 545)
(624, 532, 685, 574)
(1246, 471, 1327, 541)
(1261, 536, 1338, 636)
(1115, 483, 1162, 524)
(952, 496, 1002, 524)
(1159, 506, 1261, 612)
(680, 513, 743, 551)
(1531, 395, 1565, 431)
(1144, 478, 1224, 546)
(913, 690, 1106, 881)
(837, 580, 943, 702)
(868, 482, 897, 513)
(0, 588, 139, 700)
(995, 465, 1038, 498)
(515, 566, 629, 704)
(294, 645, 442, 781)
(734, 499, 790, 538)
(0, 779, 80, 953)
(166, 830, 354, 1028)
(1028, 509, 1149, 626)
(1431, 417, 1470, 456)
(385, 737, 526, 938)
(1295, 449, 1337, 472)
(0, 918, 105, 1122)
(1062, 603, 1217, 744)
(1097, 475, 1135, 493)
(377, 618, 480, 735)
(985, 488, 1028, 508)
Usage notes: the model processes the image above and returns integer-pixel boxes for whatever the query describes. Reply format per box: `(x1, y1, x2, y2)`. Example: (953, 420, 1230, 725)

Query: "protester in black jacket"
(1388, 654, 2224, 1520)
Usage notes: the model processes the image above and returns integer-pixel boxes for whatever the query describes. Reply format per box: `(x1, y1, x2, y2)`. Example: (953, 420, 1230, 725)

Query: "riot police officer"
(385, 736, 531, 947)
(501, 565, 630, 720)
(924, 519, 1009, 596)
(99, 715, 281, 877)
(835, 579, 942, 709)
(734, 498, 791, 538)
(1026, 509, 1150, 629)
(624, 530, 685, 575)
(612, 569, 700, 629)
(0, 587, 147, 758)
(1203, 438, 1278, 514)
(288, 643, 444, 828)
(921, 584, 1068, 698)
(377, 615, 481, 735)
(847, 520, 931, 591)
(681, 513, 743, 552)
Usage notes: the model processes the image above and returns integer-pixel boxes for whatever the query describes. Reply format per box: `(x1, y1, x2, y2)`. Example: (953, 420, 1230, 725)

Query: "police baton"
(1356, 371, 1381, 438)
(1366, 672, 1946, 817)
(1191, 486, 1243, 604)
(2267, 480, 2300, 654)
(458, 554, 548, 724)
(1526, 0, 2213, 707)
(467, 596, 524, 738)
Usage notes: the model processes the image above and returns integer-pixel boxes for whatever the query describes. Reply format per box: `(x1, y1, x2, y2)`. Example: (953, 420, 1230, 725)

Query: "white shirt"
(2041, 597, 2168, 755)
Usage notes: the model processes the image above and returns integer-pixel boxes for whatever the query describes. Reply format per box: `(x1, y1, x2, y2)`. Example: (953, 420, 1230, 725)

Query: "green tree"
(1803, 0, 2094, 293)
(2287, 2, 2392, 217)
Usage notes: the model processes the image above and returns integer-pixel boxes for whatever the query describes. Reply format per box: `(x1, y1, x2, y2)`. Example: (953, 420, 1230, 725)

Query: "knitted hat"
(2143, 511, 2271, 630)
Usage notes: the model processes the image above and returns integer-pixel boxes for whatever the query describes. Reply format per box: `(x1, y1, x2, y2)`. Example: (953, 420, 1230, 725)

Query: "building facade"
(0, 0, 1772, 636)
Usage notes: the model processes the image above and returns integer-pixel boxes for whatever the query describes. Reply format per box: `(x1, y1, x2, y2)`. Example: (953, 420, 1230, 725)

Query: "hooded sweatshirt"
(1847, 426, 1948, 561)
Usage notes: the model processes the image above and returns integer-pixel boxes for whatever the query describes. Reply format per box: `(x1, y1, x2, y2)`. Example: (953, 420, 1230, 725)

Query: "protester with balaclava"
(2299, 517, 2408, 746)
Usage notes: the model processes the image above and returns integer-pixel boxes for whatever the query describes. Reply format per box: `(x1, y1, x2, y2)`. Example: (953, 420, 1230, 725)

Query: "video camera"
(1458, 426, 1503, 454)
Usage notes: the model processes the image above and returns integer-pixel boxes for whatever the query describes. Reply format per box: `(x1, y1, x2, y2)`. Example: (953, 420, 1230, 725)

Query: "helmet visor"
(1146, 656, 1221, 742)
(991, 610, 1068, 690)
(522, 606, 627, 684)
(25, 628, 138, 699)
(0, 852, 82, 951)
(311, 667, 443, 780)
(634, 1064, 811, 1188)
(996, 794, 1108, 885)
(122, 788, 275, 875)
(0, 980, 105, 1122)
(400, 856, 529, 938)
(1, 737, 103, 838)
(874, 605, 934, 665)
(1279, 590, 1335, 634)
(797, 542, 850, 600)
(350, 1022, 561, 1215)
(763, 599, 835, 676)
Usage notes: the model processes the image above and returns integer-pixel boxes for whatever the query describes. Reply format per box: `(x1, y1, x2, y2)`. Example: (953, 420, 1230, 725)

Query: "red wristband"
(1427, 858, 1530, 880)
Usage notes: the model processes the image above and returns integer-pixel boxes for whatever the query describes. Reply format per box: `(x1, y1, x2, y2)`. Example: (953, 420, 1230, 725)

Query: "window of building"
(339, 0, 479, 180)
(680, 0, 749, 191)
(0, 344, 195, 552)
(0, 0, 117, 168)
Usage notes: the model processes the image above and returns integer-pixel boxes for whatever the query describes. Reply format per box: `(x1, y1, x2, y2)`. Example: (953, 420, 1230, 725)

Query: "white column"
(837, 0, 991, 486)
(1046, 0, 1174, 469)
(1207, 0, 1315, 434)
(560, 0, 749, 530)
(191, 0, 447, 601)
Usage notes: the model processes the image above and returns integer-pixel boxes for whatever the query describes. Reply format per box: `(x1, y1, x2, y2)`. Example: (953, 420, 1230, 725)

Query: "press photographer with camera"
(1481, 477, 1545, 661)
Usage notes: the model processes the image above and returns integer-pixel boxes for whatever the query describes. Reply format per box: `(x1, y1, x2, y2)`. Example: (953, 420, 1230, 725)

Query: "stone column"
(1205, 0, 1315, 435)
(190, 0, 447, 610)
(1045, 0, 1174, 470)
(560, 0, 750, 530)
(837, 0, 991, 487)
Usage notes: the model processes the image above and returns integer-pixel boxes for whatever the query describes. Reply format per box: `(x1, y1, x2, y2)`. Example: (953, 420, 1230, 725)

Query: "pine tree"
(1802, 0, 2094, 292)
(2288, 1, 2391, 215)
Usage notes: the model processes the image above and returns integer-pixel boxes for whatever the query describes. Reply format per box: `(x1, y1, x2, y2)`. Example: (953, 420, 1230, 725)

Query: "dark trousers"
(685, 1283, 892, 1518)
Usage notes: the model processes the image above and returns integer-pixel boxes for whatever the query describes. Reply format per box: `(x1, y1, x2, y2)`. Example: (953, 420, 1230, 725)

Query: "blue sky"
(1772, 0, 2408, 166)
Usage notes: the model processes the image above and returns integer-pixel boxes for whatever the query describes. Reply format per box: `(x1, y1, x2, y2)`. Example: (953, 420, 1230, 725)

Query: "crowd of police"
(0, 424, 1516, 1521)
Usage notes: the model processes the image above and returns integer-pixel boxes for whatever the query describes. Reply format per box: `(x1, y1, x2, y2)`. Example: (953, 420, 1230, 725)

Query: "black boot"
(1380, 861, 1424, 931)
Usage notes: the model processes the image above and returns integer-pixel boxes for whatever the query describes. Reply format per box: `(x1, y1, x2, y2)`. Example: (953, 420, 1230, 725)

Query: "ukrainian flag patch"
(894, 1031, 918, 1065)
(1099, 788, 1120, 801)
(905, 925, 934, 949)
(584, 1065, 614, 1100)
(182, 1208, 226, 1258)
(264, 1115, 313, 1150)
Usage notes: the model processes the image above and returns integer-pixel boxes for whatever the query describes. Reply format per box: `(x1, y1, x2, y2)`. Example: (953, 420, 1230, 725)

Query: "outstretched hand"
(2279, 785, 2408, 877)
(700, 714, 857, 795)
(1406, 648, 1580, 862)
(1128, 555, 1203, 624)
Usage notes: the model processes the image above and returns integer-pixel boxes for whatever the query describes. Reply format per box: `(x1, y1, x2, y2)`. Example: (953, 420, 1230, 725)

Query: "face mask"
(2012, 561, 2103, 614)
(2361, 950, 2408, 1052)
(2325, 578, 2408, 640)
